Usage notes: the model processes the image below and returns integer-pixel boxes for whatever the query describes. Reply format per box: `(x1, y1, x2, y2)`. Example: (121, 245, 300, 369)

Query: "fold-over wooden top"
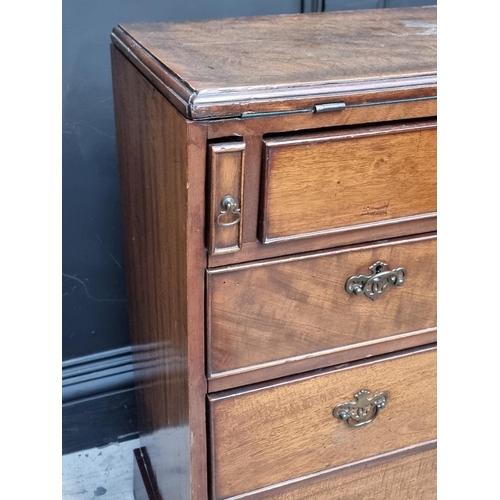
(112, 7, 436, 120)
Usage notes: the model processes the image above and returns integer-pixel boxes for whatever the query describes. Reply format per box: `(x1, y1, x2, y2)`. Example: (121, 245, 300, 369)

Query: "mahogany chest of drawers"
(111, 7, 437, 500)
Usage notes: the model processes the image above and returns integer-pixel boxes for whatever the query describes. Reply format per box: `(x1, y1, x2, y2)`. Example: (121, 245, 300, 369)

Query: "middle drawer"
(207, 234, 436, 388)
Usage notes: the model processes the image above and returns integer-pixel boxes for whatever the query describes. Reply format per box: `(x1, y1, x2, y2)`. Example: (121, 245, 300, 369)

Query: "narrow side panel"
(208, 142, 246, 255)
(111, 45, 207, 500)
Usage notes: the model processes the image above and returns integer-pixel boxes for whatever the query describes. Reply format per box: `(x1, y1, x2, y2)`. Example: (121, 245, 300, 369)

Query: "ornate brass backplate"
(345, 261, 406, 301)
(333, 389, 388, 427)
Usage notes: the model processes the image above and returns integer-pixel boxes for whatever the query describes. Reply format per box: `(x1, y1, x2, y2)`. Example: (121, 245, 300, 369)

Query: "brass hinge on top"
(238, 95, 436, 120)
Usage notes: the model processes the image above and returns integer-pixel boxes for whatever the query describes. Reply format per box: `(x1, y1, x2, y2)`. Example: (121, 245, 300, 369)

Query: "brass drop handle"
(345, 261, 407, 301)
(333, 389, 388, 428)
(217, 196, 241, 227)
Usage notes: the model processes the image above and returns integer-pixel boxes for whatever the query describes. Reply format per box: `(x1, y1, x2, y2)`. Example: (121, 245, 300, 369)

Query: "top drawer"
(260, 121, 436, 244)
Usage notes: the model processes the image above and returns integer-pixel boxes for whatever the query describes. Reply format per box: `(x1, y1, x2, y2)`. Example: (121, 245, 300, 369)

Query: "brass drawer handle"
(345, 261, 407, 301)
(217, 196, 241, 227)
(333, 389, 388, 428)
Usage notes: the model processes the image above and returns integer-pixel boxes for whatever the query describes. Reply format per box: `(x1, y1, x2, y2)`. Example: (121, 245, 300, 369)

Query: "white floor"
(62, 438, 140, 500)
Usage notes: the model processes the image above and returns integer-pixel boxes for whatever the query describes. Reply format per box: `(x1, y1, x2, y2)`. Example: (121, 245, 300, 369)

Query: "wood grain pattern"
(208, 218, 436, 268)
(208, 235, 436, 379)
(111, 46, 208, 500)
(205, 89, 437, 138)
(111, 8, 438, 500)
(204, 441, 436, 500)
(264, 448, 437, 500)
(208, 142, 245, 254)
(206, 327, 436, 393)
(209, 346, 436, 499)
(112, 7, 436, 119)
(261, 121, 436, 243)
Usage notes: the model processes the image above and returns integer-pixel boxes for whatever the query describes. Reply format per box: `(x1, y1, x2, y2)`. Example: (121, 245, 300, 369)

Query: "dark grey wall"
(62, 0, 436, 453)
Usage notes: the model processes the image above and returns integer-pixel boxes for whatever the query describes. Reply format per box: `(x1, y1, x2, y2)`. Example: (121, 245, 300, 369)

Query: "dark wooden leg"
(133, 447, 162, 500)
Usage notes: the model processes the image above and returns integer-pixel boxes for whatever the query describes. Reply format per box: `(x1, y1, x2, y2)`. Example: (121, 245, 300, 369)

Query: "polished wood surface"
(207, 328, 436, 393)
(205, 88, 437, 138)
(208, 235, 436, 380)
(112, 7, 436, 119)
(265, 448, 437, 500)
(207, 118, 436, 268)
(261, 121, 436, 243)
(133, 448, 161, 500)
(111, 46, 208, 500)
(209, 346, 436, 499)
(208, 218, 436, 268)
(208, 142, 246, 255)
(111, 8, 437, 499)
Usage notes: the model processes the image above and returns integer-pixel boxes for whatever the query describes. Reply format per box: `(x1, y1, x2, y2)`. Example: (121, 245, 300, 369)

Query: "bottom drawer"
(208, 345, 436, 500)
(265, 447, 437, 500)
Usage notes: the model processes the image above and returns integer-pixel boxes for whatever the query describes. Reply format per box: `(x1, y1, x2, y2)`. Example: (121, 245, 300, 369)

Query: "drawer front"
(260, 121, 436, 243)
(207, 235, 436, 380)
(208, 142, 246, 255)
(209, 347, 436, 499)
(264, 448, 437, 500)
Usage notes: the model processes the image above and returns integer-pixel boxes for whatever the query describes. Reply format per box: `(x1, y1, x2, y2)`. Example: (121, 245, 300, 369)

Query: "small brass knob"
(217, 196, 241, 227)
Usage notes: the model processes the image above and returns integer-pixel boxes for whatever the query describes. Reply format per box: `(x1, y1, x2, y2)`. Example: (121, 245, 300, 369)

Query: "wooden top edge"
(190, 75, 437, 109)
(111, 27, 194, 102)
(112, 7, 437, 120)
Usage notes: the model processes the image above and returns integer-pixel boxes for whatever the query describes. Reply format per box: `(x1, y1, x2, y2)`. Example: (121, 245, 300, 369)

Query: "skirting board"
(62, 347, 138, 454)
